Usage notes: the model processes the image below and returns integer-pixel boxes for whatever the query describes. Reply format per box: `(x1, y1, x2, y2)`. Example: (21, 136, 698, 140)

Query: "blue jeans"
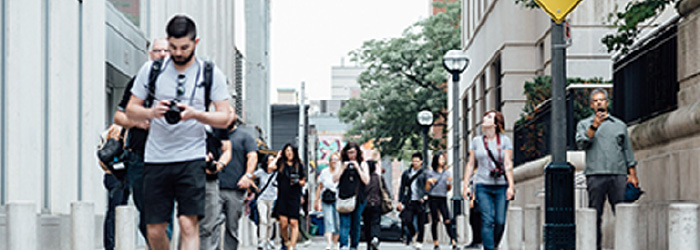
(339, 200, 366, 248)
(475, 184, 509, 250)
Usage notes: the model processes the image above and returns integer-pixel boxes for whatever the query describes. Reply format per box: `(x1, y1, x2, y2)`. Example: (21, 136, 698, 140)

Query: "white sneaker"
(370, 237, 380, 250)
(414, 243, 423, 249)
(257, 242, 265, 250)
(302, 240, 312, 247)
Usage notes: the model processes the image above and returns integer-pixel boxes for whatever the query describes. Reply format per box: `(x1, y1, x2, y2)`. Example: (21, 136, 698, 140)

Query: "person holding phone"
(463, 110, 514, 250)
(269, 144, 306, 250)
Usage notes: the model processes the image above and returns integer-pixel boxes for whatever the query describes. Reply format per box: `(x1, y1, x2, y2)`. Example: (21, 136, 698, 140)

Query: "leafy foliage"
(514, 76, 611, 160)
(338, 1, 461, 157)
(601, 0, 676, 54)
(514, 0, 539, 9)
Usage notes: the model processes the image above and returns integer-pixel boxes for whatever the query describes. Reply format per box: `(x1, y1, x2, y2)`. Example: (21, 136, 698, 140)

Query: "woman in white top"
(315, 152, 341, 250)
(253, 154, 278, 250)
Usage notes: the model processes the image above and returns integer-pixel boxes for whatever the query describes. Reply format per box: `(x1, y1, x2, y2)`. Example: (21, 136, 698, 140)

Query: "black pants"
(428, 196, 456, 242)
(103, 174, 130, 250)
(586, 175, 626, 250)
(469, 202, 483, 245)
(363, 205, 382, 249)
(401, 201, 426, 243)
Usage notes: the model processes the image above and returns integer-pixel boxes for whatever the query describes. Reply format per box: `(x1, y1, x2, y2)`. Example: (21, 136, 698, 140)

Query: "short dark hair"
(166, 15, 197, 41)
(412, 152, 423, 161)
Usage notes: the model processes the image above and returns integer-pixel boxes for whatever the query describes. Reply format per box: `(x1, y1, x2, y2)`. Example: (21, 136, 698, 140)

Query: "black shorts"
(143, 159, 206, 224)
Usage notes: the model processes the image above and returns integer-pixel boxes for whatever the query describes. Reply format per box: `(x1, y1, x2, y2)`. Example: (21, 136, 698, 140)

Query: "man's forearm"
(195, 110, 231, 128)
(246, 153, 257, 174)
(114, 110, 139, 129)
(126, 98, 154, 121)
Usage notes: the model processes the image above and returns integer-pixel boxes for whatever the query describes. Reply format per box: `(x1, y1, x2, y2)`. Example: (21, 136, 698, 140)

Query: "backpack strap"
(203, 61, 214, 111)
(145, 59, 164, 108)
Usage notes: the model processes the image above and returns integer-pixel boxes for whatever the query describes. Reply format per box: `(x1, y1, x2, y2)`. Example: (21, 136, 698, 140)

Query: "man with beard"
(126, 15, 234, 250)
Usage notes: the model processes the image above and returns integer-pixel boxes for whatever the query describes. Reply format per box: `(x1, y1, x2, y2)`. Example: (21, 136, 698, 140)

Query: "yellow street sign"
(533, 0, 584, 24)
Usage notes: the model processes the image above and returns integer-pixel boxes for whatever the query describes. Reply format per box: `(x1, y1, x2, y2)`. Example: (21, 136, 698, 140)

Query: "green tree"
(338, 0, 461, 157)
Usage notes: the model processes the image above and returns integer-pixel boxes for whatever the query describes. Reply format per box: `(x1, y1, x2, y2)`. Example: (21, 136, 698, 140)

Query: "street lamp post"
(442, 50, 469, 222)
(417, 110, 434, 169)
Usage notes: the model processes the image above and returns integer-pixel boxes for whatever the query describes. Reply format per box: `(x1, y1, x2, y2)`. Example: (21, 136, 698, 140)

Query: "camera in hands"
(289, 172, 300, 186)
(165, 100, 183, 124)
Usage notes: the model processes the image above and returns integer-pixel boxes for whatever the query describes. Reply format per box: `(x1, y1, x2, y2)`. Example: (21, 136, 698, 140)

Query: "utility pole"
(298, 81, 306, 164)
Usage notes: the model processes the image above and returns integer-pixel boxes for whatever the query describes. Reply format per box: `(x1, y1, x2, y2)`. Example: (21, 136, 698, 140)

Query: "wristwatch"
(245, 173, 254, 179)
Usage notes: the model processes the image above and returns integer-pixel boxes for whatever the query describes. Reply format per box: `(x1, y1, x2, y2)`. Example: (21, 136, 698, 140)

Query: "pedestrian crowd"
(97, 14, 640, 250)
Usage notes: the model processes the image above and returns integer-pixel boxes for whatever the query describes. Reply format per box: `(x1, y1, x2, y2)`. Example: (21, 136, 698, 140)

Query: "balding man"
(107, 38, 170, 248)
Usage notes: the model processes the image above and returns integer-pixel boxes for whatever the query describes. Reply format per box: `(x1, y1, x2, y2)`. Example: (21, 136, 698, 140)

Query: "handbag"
(336, 195, 357, 214)
(321, 189, 337, 203)
(378, 176, 393, 214)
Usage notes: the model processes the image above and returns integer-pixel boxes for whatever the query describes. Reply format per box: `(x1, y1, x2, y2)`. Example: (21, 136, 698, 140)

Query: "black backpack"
(338, 167, 360, 199)
(145, 59, 216, 111)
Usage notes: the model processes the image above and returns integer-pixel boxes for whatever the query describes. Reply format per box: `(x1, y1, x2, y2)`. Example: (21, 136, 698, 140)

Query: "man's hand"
(237, 175, 252, 189)
(593, 110, 606, 128)
(179, 103, 200, 122)
(464, 186, 472, 199)
(152, 100, 170, 119)
(627, 174, 639, 187)
(396, 202, 403, 212)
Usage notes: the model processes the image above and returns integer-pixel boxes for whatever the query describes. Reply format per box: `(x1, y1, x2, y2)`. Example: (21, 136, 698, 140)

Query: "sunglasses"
(176, 74, 186, 98)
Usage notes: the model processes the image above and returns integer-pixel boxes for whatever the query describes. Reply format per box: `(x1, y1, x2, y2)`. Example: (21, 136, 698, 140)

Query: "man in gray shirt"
(126, 15, 233, 250)
(575, 88, 639, 250)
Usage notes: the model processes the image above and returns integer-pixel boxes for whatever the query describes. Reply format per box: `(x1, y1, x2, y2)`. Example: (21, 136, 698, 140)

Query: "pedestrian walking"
(362, 160, 389, 250)
(269, 144, 307, 250)
(398, 152, 428, 250)
(126, 15, 233, 250)
(334, 142, 370, 250)
(199, 121, 232, 250)
(315, 152, 341, 250)
(217, 118, 258, 250)
(424, 152, 458, 249)
(107, 38, 170, 249)
(575, 88, 639, 250)
(463, 110, 515, 250)
(253, 154, 279, 250)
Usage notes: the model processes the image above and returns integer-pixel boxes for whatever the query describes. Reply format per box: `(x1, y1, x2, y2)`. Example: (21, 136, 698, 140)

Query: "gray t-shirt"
(426, 169, 452, 197)
(254, 169, 278, 201)
(410, 168, 422, 201)
(131, 58, 229, 163)
(470, 135, 513, 185)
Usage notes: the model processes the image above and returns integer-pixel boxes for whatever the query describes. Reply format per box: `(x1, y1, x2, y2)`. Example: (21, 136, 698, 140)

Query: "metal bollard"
(71, 201, 95, 250)
(669, 203, 699, 250)
(576, 208, 596, 250)
(116, 205, 137, 250)
(507, 206, 523, 250)
(7, 201, 37, 250)
(523, 204, 540, 250)
(615, 203, 640, 250)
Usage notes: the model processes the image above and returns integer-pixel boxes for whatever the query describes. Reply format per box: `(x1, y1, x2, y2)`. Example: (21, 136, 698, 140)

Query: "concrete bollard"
(523, 205, 540, 250)
(615, 203, 640, 250)
(7, 201, 37, 250)
(455, 214, 466, 244)
(115, 205, 137, 250)
(668, 203, 699, 250)
(576, 208, 596, 250)
(71, 201, 95, 250)
(507, 206, 523, 250)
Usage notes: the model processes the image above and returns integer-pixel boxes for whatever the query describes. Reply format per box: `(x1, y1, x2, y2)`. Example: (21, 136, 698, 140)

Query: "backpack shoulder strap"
(146, 59, 164, 107)
(203, 61, 214, 111)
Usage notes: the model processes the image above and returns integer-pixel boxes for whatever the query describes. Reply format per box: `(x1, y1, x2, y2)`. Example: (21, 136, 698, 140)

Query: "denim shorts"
(322, 201, 340, 234)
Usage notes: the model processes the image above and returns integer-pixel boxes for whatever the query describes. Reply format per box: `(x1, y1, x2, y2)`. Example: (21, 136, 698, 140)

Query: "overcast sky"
(237, 0, 430, 102)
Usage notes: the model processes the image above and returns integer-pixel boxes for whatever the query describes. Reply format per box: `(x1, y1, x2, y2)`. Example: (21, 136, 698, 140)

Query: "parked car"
(359, 214, 403, 242)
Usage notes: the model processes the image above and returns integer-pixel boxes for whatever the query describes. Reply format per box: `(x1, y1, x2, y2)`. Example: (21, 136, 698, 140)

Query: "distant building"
(331, 58, 365, 100)
(276, 88, 298, 105)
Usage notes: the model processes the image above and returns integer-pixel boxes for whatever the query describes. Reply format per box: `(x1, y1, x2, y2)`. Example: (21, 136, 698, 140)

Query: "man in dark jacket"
(397, 152, 428, 250)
